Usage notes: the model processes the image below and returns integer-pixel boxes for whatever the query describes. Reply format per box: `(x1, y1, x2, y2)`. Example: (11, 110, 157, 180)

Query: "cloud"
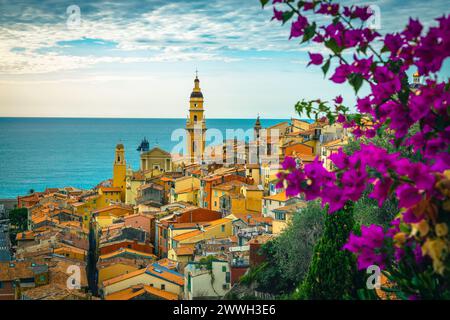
(0, 0, 447, 75)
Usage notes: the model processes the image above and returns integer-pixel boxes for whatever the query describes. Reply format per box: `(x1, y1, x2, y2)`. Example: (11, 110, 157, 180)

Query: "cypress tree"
(296, 202, 362, 299)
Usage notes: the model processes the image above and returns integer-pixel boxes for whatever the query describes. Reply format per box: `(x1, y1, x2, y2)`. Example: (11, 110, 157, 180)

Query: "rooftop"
(105, 284, 178, 300)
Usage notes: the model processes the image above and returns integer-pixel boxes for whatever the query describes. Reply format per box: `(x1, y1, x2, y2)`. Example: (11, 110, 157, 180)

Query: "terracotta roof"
(174, 245, 195, 256)
(132, 171, 146, 180)
(248, 234, 275, 245)
(213, 180, 247, 191)
(54, 245, 87, 256)
(322, 138, 347, 148)
(172, 218, 231, 242)
(99, 248, 156, 261)
(0, 261, 47, 281)
(99, 187, 122, 192)
(102, 268, 147, 287)
(155, 258, 178, 270)
(16, 231, 35, 241)
(21, 283, 89, 300)
(146, 264, 184, 286)
(93, 205, 133, 214)
(105, 284, 178, 300)
(294, 154, 316, 162)
(273, 203, 302, 215)
(175, 186, 199, 194)
(263, 191, 288, 202)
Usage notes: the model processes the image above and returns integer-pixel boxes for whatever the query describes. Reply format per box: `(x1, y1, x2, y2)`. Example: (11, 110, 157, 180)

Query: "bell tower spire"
(113, 143, 126, 201)
(186, 72, 207, 164)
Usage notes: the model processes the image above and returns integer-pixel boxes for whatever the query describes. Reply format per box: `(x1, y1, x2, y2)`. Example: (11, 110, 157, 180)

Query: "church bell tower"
(113, 143, 126, 202)
(186, 71, 207, 164)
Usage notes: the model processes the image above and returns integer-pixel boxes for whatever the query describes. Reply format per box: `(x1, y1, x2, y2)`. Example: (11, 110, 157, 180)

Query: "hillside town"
(1, 74, 360, 300)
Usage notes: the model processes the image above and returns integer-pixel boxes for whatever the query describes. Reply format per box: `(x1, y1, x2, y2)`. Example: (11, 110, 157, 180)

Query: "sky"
(0, 0, 448, 119)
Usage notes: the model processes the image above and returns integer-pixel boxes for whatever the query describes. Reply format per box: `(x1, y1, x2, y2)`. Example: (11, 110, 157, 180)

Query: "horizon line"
(0, 116, 303, 120)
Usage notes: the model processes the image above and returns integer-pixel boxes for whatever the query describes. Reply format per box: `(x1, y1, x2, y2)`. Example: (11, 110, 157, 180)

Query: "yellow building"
(272, 201, 306, 235)
(97, 187, 122, 208)
(98, 263, 140, 287)
(171, 217, 233, 248)
(320, 138, 348, 171)
(101, 263, 184, 298)
(185, 73, 207, 164)
(210, 181, 263, 215)
(125, 170, 146, 205)
(167, 245, 195, 264)
(261, 163, 281, 190)
(170, 176, 200, 204)
(140, 147, 173, 173)
(72, 195, 99, 229)
(113, 143, 127, 202)
(93, 204, 133, 228)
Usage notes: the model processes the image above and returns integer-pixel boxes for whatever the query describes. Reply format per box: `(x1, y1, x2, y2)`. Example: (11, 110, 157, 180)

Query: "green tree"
(8, 207, 28, 245)
(272, 200, 325, 287)
(296, 203, 362, 299)
(238, 201, 325, 296)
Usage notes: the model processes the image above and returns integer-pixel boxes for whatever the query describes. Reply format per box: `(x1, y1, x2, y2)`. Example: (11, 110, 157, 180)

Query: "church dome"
(190, 91, 203, 98)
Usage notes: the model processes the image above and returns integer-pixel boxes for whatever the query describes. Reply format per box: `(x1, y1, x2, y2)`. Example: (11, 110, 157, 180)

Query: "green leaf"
(348, 73, 364, 94)
(260, 0, 270, 8)
(282, 10, 294, 24)
(380, 45, 390, 54)
(302, 22, 316, 43)
(326, 113, 336, 125)
(324, 38, 342, 54)
(321, 58, 331, 77)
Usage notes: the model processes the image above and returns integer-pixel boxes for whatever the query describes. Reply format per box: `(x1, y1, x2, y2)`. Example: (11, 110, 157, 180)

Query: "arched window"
(117, 156, 121, 162)
(194, 115, 198, 122)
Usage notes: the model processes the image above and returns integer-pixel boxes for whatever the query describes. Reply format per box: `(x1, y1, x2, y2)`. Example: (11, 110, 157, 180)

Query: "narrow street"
(87, 221, 98, 296)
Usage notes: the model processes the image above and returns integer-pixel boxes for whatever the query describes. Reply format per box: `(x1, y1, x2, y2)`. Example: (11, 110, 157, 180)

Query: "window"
(221, 225, 225, 232)
(214, 201, 217, 207)
(161, 284, 166, 290)
(194, 115, 198, 122)
(222, 266, 227, 272)
(275, 212, 286, 221)
(214, 191, 218, 197)
(226, 272, 231, 283)
(0, 281, 3, 289)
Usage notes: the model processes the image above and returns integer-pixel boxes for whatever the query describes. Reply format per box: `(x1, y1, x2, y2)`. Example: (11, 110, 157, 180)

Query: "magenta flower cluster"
(267, 0, 449, 275)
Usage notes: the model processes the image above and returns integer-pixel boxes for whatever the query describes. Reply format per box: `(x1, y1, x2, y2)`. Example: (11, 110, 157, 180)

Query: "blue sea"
(0, 118, 289, 199)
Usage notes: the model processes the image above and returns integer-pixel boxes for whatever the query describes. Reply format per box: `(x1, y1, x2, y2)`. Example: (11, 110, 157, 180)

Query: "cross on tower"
(195, 68, 198, 78)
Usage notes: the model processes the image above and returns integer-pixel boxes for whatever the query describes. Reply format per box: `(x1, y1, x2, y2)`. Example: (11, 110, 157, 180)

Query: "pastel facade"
(101, 263, 184, 298)
(170, 176, 200, 204)
(171, 217, 233, 249)
(140, 147, 173, 173)
(262, 191, 302, 219)
(272, 201, 307, 235)
(184, 260, 231, 300)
